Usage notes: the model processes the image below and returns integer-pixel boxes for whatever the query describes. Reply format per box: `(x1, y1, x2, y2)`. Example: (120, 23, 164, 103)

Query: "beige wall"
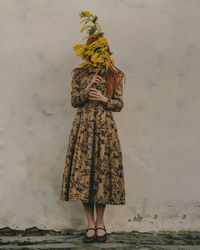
(0, 0, 200, 232)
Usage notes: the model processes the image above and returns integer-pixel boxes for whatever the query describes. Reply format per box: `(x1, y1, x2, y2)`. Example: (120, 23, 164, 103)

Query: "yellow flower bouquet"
(73, 11, 115, 79)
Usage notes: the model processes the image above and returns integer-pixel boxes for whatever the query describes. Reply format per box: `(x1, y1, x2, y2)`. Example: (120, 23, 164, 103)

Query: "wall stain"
(41, 110, 52, 117)
(133, 214, 143, 222)
(153, 214, 158, 220)
(182, 214, 187, 220)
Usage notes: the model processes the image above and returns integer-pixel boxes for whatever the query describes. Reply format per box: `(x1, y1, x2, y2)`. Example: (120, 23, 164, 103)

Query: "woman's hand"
(85, 69, 103, 93)
(88, 88, 108, 103)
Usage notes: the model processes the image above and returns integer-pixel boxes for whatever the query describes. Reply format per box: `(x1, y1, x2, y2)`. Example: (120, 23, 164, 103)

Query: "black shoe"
(96, 225, 107, 242)
(83, 227, 96, 243)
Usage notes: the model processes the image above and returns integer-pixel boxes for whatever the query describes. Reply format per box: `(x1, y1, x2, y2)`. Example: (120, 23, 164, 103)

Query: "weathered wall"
(0, 0, 200, 232)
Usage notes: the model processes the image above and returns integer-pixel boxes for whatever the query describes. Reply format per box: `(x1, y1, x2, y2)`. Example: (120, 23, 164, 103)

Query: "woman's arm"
(103, 74, 124, 112)
(71, 69, 89, 108)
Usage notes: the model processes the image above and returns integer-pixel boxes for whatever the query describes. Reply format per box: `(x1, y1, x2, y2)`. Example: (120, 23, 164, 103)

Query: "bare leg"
(82, 201, 95, 237)
(95, 203, 106, 236)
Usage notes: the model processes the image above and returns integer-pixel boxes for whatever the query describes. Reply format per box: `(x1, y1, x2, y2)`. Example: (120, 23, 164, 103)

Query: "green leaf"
(93, 16, 98, 23)
(88, 26, 96, 35)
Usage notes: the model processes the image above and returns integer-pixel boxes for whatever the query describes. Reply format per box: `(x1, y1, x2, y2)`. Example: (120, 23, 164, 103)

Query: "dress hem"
(60, 197, 125, 205)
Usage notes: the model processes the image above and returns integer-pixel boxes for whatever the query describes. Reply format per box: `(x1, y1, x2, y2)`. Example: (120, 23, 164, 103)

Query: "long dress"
(60, 67, 125, 205)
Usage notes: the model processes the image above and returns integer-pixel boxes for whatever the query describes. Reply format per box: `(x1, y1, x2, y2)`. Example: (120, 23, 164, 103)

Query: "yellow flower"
(95, 22, 102, 32)
(81, 11, 93, 17)
(73, 11, 115, 77)
(73, 44, 84, 49)
(80, 61, 91, 67)
(73, 44, 87, 56)
(80, 25, 92, 32)
(111, 57, 115, 65)
(82, 35, 90, 40)
(80, 18, 89, 24)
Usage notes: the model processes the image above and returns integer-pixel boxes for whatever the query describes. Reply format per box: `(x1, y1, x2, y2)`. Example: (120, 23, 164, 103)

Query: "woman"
(60, 36, 126, 243)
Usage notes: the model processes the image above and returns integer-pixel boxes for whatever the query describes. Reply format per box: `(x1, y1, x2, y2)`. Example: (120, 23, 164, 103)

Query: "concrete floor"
(0, 227, 200, 249)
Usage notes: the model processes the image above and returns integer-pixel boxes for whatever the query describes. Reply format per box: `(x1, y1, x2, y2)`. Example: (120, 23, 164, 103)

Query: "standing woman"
(60, 11, 126, 243)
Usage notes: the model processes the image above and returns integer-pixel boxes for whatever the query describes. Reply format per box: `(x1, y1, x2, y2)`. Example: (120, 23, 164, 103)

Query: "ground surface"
(0, 227, 200, 249)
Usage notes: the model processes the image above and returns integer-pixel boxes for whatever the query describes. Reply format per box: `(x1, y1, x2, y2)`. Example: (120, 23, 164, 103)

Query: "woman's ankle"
(96, 219, 104, 226)
(88, 221, 95, 228)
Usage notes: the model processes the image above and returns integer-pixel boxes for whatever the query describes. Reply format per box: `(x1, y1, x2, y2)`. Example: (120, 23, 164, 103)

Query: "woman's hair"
(71, 35, 126, 97)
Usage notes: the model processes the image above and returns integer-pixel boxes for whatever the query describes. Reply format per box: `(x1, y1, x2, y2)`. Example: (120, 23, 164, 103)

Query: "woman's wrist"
(103, 96, 109, 104)
(85, 86, 90, 94)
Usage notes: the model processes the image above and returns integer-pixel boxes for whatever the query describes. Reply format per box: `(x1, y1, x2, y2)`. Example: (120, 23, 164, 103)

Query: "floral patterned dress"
(60, 67, 125, 205)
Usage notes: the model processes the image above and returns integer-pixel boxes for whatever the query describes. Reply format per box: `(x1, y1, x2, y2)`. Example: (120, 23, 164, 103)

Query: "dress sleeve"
(71, 69, 89, 108)
(102, 73, 124, 112)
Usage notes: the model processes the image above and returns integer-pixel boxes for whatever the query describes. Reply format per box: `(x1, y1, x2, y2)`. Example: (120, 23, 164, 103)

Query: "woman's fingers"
(95, 74, 103, 80)
(90, 70, 104, 89)
(90, 70, 103, 87)
(93, 70, 103, 81)
(89, 88, 100, 94)
(90, 77, 101, 87)
(89, 89, 103, 101)
(89, 88, 100, 97)
(92, 79, 101, 84)
(89, 91, 99, 97)
(93, 76, 102, 83)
